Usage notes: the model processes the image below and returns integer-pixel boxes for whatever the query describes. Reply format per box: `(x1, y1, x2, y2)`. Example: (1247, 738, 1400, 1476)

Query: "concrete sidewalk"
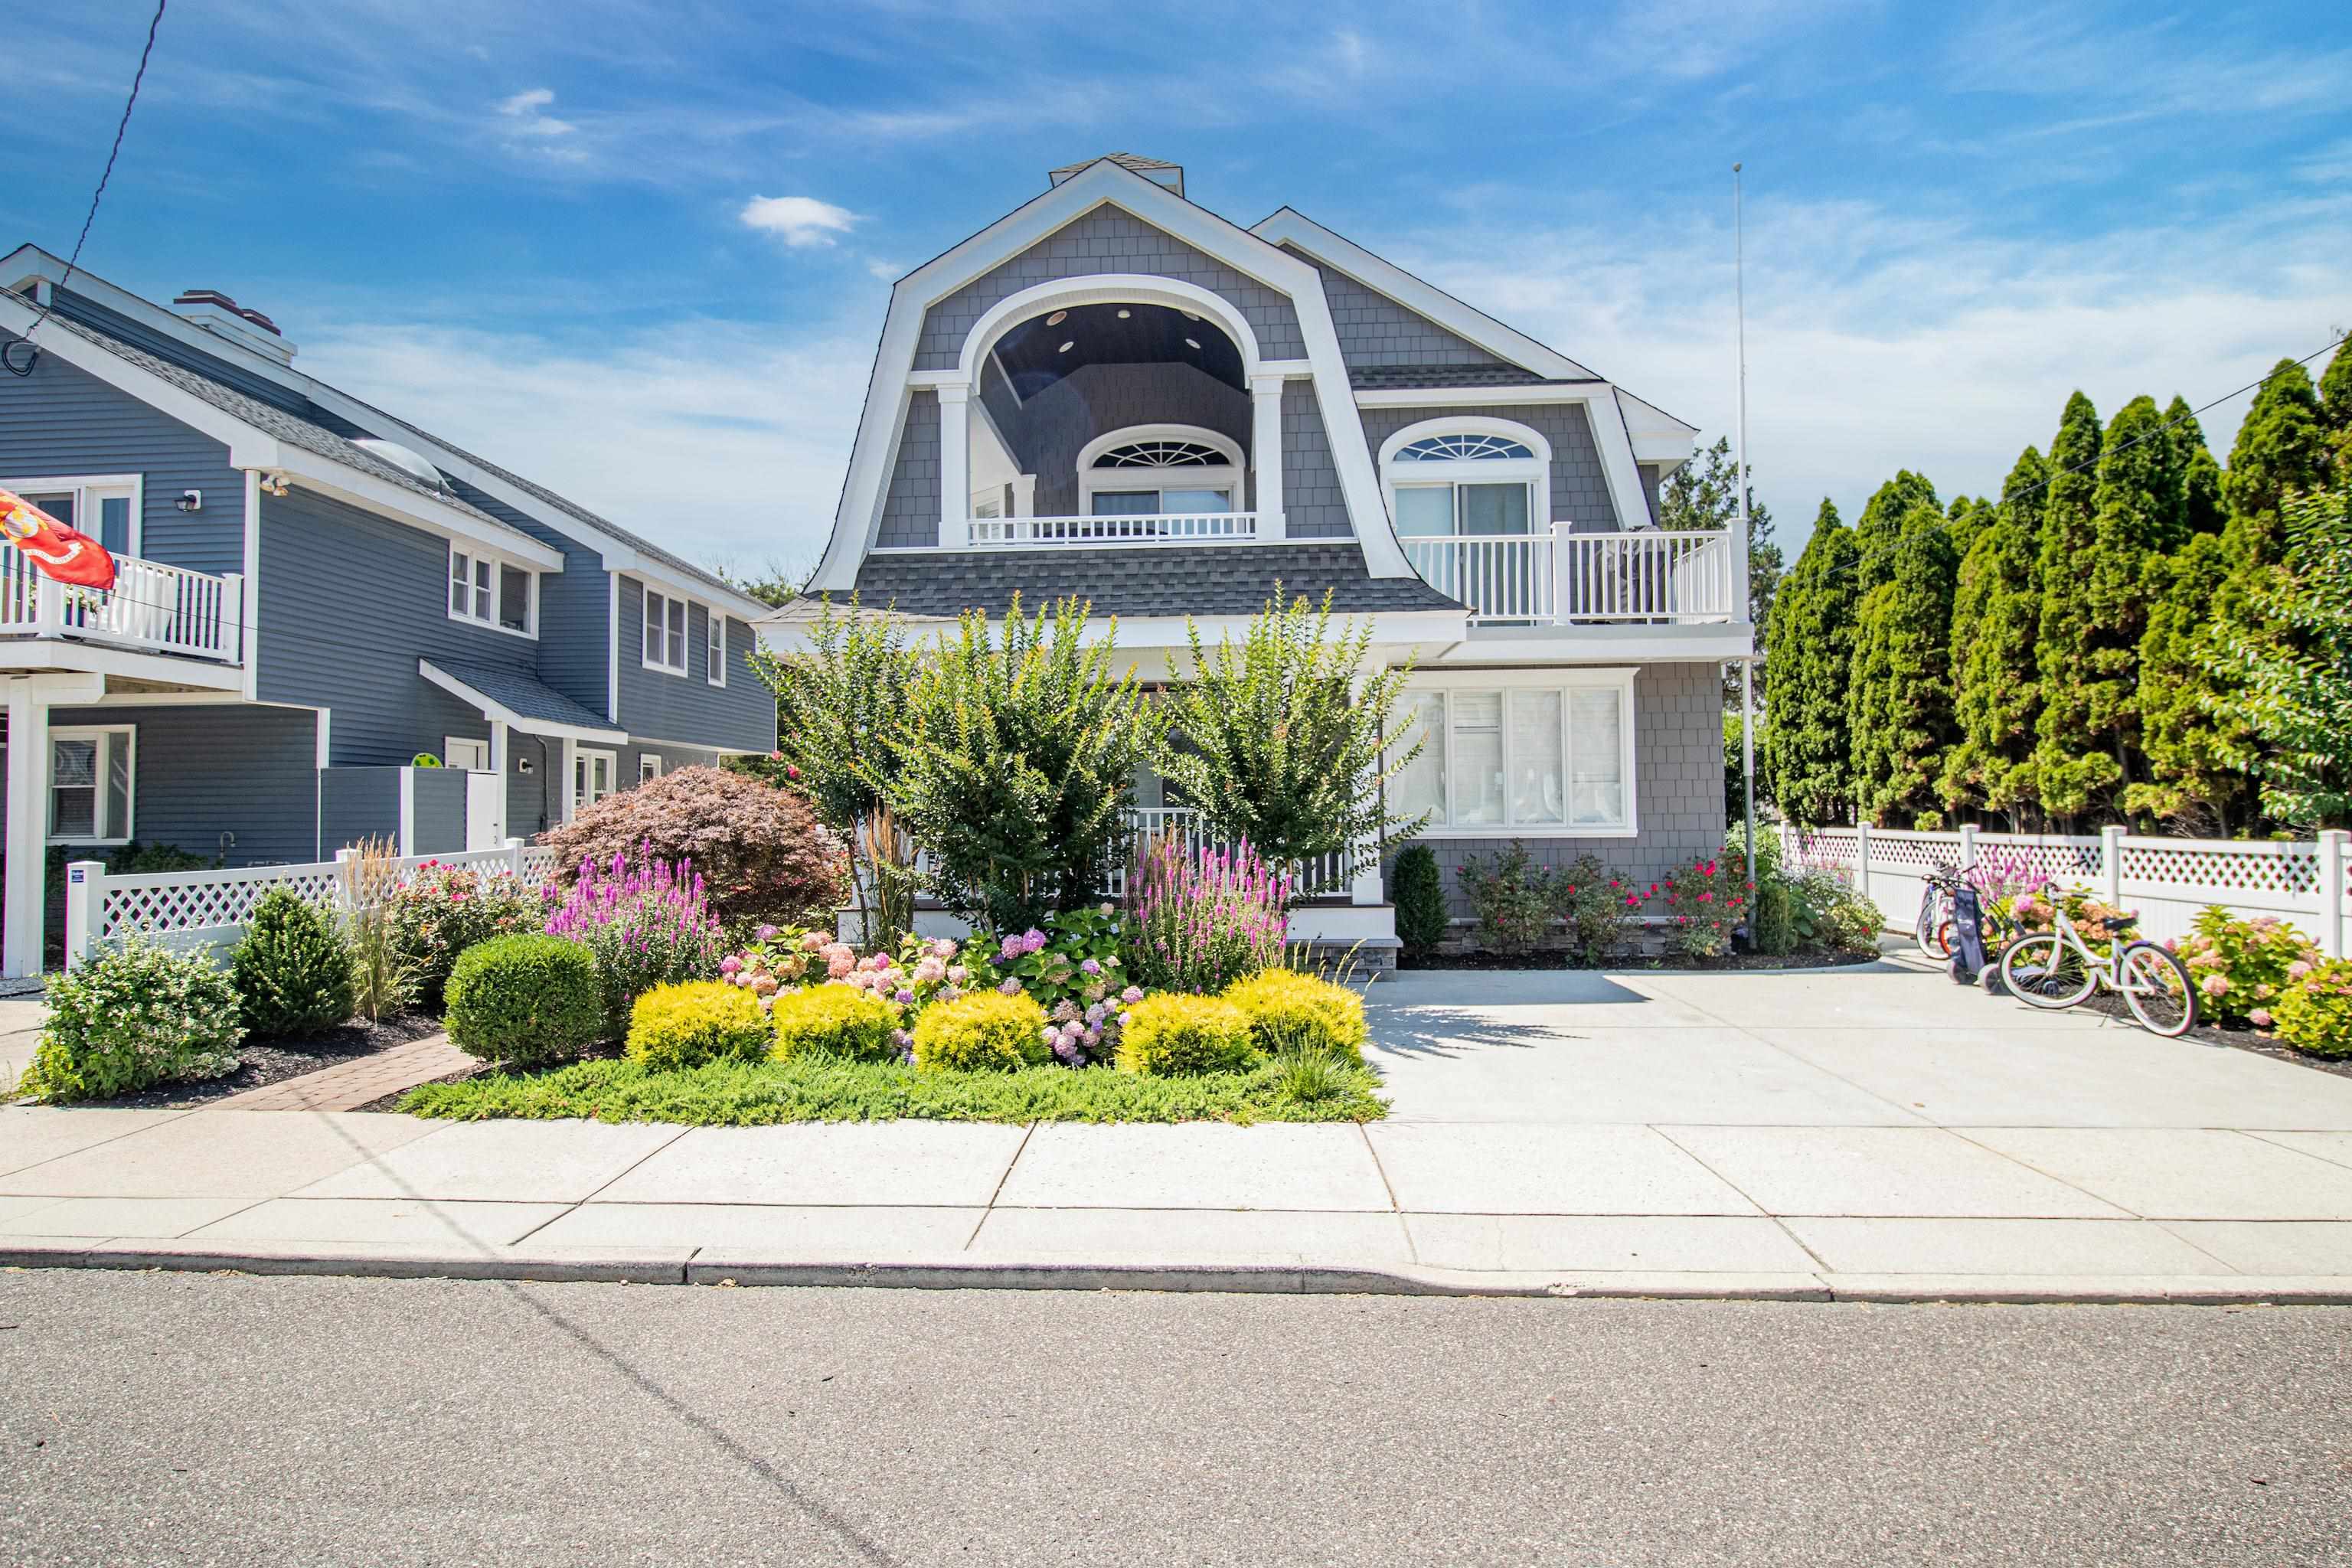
(5, 963, 2352, 1300)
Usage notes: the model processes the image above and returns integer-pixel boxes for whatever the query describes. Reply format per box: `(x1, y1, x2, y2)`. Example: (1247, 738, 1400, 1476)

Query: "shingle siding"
(51, 702, 319, 865)
(1387, 662, 1726, 917)
(612, 579, 775, 753)
(1012, 363, 1253, 517)
(1281, 381, 1353, 538)
(1357, 401, 1623, 531)
(913, 205, 1307, 369)
(876, 390, 940, 549)
(0, 336, 247, 576)
(1282, 250, 1514, 372)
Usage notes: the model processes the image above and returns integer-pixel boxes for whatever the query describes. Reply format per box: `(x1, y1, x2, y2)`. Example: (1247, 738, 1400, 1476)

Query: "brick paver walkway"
(214, 1034, 475, 1112)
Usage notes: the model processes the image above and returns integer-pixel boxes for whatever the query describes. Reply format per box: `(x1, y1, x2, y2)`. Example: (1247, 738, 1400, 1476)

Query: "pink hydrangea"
(2249, 1008, 2274, 1028)
(720, 956, 743, 975)
(1120, 985, 1144, 1004)
(755, 924, 779, 941)
(2200, 974, 2230, 998)
(998, 977, 1022, 995)
(947, 965, 969, 985)
(930, 938, 959, 960)
(1021, 929, 1048, 955)
(2288, 960, 2313, 980)
(802, 930, 831, 952)
(913, 956, 946, 985)
(826, 952, 855, 980)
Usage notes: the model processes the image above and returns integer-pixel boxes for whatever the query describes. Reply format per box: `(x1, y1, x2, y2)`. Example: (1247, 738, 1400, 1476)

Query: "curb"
(7, 1242, 2352, 1305)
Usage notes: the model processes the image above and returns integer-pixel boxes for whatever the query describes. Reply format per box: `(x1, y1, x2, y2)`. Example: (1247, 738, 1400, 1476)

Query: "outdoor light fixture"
(1183, 338, 1200, 350)
(1116, 309, 1130, 318)
(1180, 311, 1199, 321)
(1046, 310, 1067, 325)
(175, 490, 201, 512)
(1058, 341, 1074, 353)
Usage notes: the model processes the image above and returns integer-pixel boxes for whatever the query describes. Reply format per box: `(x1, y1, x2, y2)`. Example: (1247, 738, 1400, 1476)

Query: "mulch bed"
(1401, 949, 1879, 973)
(96, 1013, 448, 1110)
(2046, 988, 2352, 1080)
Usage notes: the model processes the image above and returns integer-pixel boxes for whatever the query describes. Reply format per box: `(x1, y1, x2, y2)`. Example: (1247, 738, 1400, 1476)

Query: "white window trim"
(1392, 667, 1636, 838)
(704, 612, 727, 688)
(446, 544, 540, 639)
(1076, 424, 1245, 516)
(46, 724, 136, 846)
(639, 753, 663, 784)
(444, 736, 490, 772)
(2, 473, 143, 557)
(640, 584, 691, 676)
(573, 747, 619, 813)
(1377, 416, 1553, 537)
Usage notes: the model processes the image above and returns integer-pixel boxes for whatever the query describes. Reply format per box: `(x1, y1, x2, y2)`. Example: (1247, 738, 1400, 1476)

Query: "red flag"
(0, 486, 116, 590)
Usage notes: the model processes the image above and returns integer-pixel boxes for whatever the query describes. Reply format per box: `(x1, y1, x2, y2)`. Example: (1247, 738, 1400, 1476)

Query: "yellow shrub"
(1222, 969, 1367, 1064)
(625, 981, 773, 1070)
(911, 990, 1050, 1073)
(1116, 993, 1256, 1076)
(769, 984, 899, 1062)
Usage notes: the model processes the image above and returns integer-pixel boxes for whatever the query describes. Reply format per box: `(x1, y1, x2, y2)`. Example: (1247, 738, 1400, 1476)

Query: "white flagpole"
(1734, 162, 1757, 882)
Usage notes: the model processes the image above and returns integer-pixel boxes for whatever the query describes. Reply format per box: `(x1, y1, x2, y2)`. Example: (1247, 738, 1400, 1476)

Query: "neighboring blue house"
(773, 154, 1747, 959)
(0, 248, 776, 975)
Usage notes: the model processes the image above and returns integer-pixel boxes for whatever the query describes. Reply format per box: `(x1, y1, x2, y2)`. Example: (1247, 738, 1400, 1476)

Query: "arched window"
(1378, 418, 1552, 539)
(1076, 426, 1244, 518)
(1393, 433, 1537, 463)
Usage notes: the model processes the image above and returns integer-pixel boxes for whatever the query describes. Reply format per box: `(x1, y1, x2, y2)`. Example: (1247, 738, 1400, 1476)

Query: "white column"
(1251, 374, 1286, 539)
(1010, 474, 1037, 518)
(558, 736, 579, 825)
(2318, 829, 2346, 961)
(2101, 824, 2126, 912)
(3, 680, 48, 977)
(936, 382, 971, 548)
(488, 720, 511, 844)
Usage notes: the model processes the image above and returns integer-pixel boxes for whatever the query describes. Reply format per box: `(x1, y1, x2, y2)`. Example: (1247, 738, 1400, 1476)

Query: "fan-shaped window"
(1092, 439, 1227, 469)
(1395, 433, 1536, 462)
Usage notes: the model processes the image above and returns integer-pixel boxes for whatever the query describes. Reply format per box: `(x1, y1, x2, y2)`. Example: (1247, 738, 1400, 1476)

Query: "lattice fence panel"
(101, 864, 344, 943)
(2118, 841, 2318, 900)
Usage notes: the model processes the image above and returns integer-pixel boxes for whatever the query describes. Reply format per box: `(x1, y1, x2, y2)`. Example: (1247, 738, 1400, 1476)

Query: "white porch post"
(3, 678, 49, 977)
(1348, 669, 1383, 907)
(488, 719, 511, 844)
(936, 382, 971, 548)
(1251, 374, 1286, 539)
(558, 736, 579, 825)
(1010, 475, 1037, 518)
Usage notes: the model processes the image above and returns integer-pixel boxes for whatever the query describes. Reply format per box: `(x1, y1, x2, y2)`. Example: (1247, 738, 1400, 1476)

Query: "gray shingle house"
(771, 154, 1750, 956)
(0, 249, 776, 975)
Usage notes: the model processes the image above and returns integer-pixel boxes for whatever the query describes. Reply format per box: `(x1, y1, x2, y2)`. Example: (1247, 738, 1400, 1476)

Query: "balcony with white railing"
(0, 548, 245, 666)
(969, 512, 1261, 547)
(1401, 526, 1740, 626)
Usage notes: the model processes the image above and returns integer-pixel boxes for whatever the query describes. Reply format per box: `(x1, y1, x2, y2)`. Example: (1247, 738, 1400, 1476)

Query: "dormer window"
(448, 546, 537, 636)
(1076, 426, 1243, 518)
(1380, 418, 1552, 540)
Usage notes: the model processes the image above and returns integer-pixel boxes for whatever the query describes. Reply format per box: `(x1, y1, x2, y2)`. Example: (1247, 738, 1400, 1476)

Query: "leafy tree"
(880, 596, 1161, 933)
(1762, 502, 1859, 824)
(2128, 531, 2248, 834)
(2166, 396, 2226, 537)
(720, 557, 812, 608)
(1658, 436, 1783, 696)
(1850, 471, 1939, 596)
(1847, 500, 1958, 823)
(2203, 482, 2352, 828)
(2222, 359, 2329, 571)
(1939, 449, 2047, 826)
(2030, 391, 2110, 822)
(2320, 337, 2352, 479)
(1158, 589, 1426, 877)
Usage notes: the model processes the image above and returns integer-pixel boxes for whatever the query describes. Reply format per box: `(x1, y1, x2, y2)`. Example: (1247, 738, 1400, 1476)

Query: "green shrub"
(388, 861, 544, 1009)
(1460, 842, 1553, 952)
(230, 887, 355, 1039)
(21, 936, 243, 1103)
(444, 934, 606, 1067)
(771, 984, 900, 1063)
(2169, 906, 2321, 1026)
(2271, 958, 2352, 1057)
(1752, 878, 1795, 956)
(626, 981, 773, 1070)
(910, 989, 1049, 1072)
(1223, 969, 1367, 1064)
(1659, 853, 1746, 958)
(1116, 992, 1256, 1076)
(1552, 854, 1629, 966)
(1390, 843, 1449, 957)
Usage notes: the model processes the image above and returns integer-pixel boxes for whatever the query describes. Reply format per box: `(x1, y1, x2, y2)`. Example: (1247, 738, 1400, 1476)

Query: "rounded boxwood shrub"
(20, 936, 243, 1103)
(910, 989, 1050, 1073)
(1222, 969, 1367, 1064)
(770, 984, 899, 1062)
(1116, 992, 1256, 1076)
(626, 980, 773, 1070)
(1390, 843, 1448, 958)
(2272, 958, 2352, 1057)
(230, 886, 355, 1039)
(444, 933, 605, 1067)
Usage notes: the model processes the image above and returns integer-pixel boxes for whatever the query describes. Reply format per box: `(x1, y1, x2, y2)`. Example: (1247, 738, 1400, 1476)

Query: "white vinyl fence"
(1783, 823, 2352, 958)
(62, 839, 560, 971)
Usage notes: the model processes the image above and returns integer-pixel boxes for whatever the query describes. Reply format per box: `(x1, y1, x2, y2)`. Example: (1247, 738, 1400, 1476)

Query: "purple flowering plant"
(981, 904, 1127, 1021)
(544, 844, 727, 1034)
(1122, 836, 1288, 994)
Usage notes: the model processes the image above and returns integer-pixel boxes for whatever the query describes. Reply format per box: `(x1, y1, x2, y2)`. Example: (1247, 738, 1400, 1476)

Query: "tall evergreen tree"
(2031, 391, 2109, 822)
(1849, 499, 1958, 823)
(1762, 501, 1859, 825)
(2128, 401, 2246, 833)
(1939, 448, 2047, 826)
(2223, 360, 2329, 570)
(1850, 470, 1939, 597)
(2165, 397, 2225, 537)
(2320, 338, 2352, 481)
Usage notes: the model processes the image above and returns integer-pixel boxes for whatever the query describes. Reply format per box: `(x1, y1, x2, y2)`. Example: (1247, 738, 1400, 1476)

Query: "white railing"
(968, 512, 1259, 546)
(1784, 822, 2352, 958)
(62, 840, 560, 969)
(1403, 528, 1738, 624)
(1114, 806, 1353, 900)
(0, 548, 243, 664)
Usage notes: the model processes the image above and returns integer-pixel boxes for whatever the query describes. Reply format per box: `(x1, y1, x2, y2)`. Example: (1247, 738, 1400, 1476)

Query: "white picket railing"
(969, 512, 1258, 546)
(1114, 806, 1353, 900)
(1784, 822, 2352, 957)
(0, 548, 244, 664)
(1402, 528, 1739, 625)
(62, 839, 560, 969)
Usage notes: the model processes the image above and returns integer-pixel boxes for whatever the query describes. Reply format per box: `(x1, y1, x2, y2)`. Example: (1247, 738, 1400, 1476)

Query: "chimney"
(172, 288, 297, 366)
(1047, 152, 1183, 198)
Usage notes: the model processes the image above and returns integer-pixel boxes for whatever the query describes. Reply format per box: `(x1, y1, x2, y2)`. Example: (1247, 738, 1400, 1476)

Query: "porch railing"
(0, 548, 244, 663)
(1112, 806, 1352, 900)
(1403, 527, 1739, 625)
(969, 512, 1259, 547)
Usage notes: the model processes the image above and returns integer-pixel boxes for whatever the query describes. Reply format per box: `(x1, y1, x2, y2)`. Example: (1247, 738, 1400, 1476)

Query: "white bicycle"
(1996, 885, 2196, 1037)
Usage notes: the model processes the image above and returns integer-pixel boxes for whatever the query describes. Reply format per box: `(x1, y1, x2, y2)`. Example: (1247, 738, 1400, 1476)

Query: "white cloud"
(740, 194, 861, 248)
(865, 258, 905, 283)
(494, 85, 576, 145)
(497, 87, 555, 116)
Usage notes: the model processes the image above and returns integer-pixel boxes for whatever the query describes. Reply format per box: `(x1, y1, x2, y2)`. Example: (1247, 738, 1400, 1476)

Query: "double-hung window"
(1388, 673, 1634, 835)
(573, 749, 617, 814)
(47, 725, 135, 844)
(642, 587, 689, 675)
(448, 547, 537, 635)
(704, 612, 727, 686)
(3, 475, 140, 557)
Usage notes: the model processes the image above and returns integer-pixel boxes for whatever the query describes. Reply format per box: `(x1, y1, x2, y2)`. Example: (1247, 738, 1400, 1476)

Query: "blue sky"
(6, 1, 2349, 573)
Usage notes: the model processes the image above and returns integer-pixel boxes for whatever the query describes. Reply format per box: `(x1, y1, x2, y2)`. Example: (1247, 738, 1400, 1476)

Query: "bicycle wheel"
(2119, 942, 2197, 1037)
(1916, 887, 1952, 960)
(1999, 933, 2096, 1010)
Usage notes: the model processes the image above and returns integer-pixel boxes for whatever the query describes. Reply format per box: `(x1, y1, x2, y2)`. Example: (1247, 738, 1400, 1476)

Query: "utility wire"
(2, 0, 168, 377)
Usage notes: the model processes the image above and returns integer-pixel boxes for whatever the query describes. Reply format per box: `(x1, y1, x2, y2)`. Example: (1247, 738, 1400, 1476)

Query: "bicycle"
(1995, 884, 2197, 1037)
(1915, 859, 2015, 963)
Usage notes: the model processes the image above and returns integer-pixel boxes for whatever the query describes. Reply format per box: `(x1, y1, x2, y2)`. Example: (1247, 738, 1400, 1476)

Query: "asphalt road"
(2, 1271, 2347, 1566)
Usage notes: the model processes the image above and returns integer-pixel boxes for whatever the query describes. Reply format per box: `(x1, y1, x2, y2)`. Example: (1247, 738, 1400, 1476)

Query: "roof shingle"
(829, 544, 1464, 620)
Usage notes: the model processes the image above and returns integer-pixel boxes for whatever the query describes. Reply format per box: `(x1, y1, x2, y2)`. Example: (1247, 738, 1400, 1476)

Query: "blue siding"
(613, 578, 774, 752)
(256, 488, 539, 763)
(0, 332, 247, 576)
(318, 769, 400, 858)
(443, 475, 611, 718)
(50, 703, 318, 866)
